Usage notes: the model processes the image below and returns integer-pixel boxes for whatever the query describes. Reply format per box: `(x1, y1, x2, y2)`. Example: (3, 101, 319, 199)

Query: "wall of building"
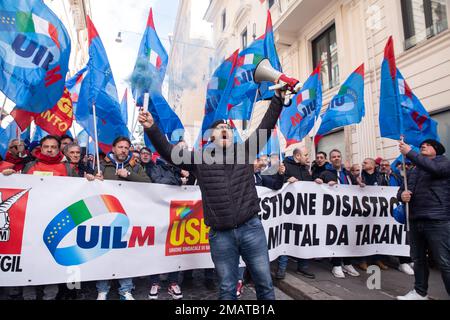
(205, 0, 450, 162)
(168, 0, 214, 145)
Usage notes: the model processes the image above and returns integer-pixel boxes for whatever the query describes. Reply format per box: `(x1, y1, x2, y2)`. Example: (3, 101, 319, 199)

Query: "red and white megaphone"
(254, 59, 302, 95)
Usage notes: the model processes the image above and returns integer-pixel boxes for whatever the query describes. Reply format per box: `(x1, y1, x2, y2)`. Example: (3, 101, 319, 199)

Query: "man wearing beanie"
(397, 139, 450, 300)
(139, 88, 292, 300)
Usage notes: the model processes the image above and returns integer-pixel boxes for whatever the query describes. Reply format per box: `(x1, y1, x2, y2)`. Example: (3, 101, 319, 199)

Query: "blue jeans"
(208, 216, 275, 300)
(150, 272, 180, 285)
(183, 269, 215, 281)
(278, 256, 309, 271)
(96, 278, 134, 296)
(409, 220, 450, 296)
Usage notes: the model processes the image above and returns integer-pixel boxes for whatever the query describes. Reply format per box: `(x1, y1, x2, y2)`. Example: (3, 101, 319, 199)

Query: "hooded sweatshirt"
(101, 152, 151, 183)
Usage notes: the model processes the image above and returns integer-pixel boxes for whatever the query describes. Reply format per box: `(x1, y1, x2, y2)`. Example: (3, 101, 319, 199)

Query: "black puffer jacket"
(143, 159, 182, 186)
(397, 151, 450, 221)
(283, 157, 313, 182)
(145, 96, 283, 230)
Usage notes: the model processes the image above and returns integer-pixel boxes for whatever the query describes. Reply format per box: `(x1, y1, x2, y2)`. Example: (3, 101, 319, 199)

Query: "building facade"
(45, 0, 92, 75)
(168, 0, 215, 145)
(204, 0, 450, 162)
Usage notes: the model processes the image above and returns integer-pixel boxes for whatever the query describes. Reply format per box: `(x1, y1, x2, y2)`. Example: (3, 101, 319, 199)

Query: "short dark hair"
(40, 135, 61, 148)
(329, 149, 342, 158)
(140, 147, 152, 154)
(60, 134, 74, 142)
(317, 151, 327, 159)
(293, 148, 302, 157)
(112, 136, 131, 147)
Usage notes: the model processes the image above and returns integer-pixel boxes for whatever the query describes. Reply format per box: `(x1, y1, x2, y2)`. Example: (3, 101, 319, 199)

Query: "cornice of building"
(204, 0, 222, 22)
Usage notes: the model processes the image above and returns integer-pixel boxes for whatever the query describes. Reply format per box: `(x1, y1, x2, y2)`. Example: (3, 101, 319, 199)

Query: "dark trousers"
(409, 220, 450, 296)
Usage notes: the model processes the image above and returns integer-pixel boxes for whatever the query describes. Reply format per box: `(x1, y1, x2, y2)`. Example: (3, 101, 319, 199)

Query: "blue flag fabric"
(132, 8, 184, 144)
(195, 50, 239, 148)
(31, 124, 48, 142)
(379, 37, 439, 147)
(280, 66, 322, 147)
(76, 128, 96, 155)
(120, 89, 128, 127)
(227, 11, 281, 121)
(316, 64, 365, 139)
(0, 120, 20, 158)
(149, 91, 184, 144)
(0, 0, 71, 114)
(74, 16, 129, 152)
(131, 8, 168, 99)
(259, 127, 280, 158)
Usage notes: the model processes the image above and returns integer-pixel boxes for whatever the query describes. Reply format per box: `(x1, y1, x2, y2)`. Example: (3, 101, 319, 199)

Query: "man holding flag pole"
(378, 36, 449, 300)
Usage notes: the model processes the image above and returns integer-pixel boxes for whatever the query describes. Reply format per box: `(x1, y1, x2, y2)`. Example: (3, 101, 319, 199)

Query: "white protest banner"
(0, 175, 408, 286)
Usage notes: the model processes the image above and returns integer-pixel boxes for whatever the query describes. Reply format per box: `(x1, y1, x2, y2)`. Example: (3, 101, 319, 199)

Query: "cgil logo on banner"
(166, 201, 210, 256)
(0, 188, 31, 273)
(43, 195, 155, 266)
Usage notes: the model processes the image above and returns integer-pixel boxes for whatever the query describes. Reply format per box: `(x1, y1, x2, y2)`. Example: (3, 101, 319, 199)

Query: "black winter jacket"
(143, 159, 182, 186)
(283, 157, 313, 182)
(145, 96, 283, 230)
(397, 151, 450, 221)
(311, 163, 327, 180)
(254, 171, 284, 190)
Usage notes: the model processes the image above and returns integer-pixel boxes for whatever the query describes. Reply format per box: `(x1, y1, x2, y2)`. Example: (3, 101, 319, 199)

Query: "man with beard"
(93, 136, 150, 300)
(140, 87, 292, 300)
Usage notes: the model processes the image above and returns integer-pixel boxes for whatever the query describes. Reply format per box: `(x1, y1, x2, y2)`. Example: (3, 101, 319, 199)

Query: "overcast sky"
(89, 0, 180, 97)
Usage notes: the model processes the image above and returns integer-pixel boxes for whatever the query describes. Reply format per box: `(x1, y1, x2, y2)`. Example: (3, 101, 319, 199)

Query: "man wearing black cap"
(397, 139, 450, 300)
(139, 88, 290, 300)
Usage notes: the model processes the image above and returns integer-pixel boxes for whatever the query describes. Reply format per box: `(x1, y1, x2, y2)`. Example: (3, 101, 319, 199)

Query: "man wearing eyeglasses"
(139, 88, 291, 300)
(4, 139, 31, 172)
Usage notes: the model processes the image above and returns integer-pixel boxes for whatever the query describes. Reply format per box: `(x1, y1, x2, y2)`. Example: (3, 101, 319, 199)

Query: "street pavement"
(2, 259, 448, 301)
(0, 269, 293, 301)
(272, 258, 449, 300)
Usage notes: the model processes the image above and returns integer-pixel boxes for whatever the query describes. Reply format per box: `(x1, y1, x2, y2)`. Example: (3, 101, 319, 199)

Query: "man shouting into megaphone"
(139, 77, 298, 300)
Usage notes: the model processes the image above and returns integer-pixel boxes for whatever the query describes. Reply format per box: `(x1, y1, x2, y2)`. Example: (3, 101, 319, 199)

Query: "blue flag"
(379, 37, 439, 147)
(131, 8, 168, 99)
(227, 11, 281, 120)
(0, 0, 71, 114)
(120, 89, 128, 127)
(76, 129, 96, 155)
(316, 64, 365, 144)
(131, 8, 184, 144)
(280, 66, 322, 147)
(0, 120, 20, 158)
(195, 50, 239, 148)
(74, 16, 129, 152)
(31, 124, 49, 142)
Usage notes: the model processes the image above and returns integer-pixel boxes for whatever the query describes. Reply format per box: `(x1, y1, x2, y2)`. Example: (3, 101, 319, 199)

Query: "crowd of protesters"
(1, 127, 449, 301)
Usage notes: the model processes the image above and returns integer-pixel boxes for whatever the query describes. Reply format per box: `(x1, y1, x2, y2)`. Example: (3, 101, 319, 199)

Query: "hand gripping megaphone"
(254, 59, 302, 106)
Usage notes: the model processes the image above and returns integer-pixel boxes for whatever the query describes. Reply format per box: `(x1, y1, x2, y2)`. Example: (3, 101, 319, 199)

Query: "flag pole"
(0, 95, 7, 126)
(130, 92, 139, 139)
(71, 122, 78, 143)
(309, 115, 319, 172)
(92, 104, 102, 176)
(400, 136, 410, 232)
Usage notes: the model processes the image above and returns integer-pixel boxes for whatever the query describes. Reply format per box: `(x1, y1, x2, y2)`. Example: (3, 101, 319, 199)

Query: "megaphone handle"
(269, 83, 287, 91)
(284, 95, 293, 107)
